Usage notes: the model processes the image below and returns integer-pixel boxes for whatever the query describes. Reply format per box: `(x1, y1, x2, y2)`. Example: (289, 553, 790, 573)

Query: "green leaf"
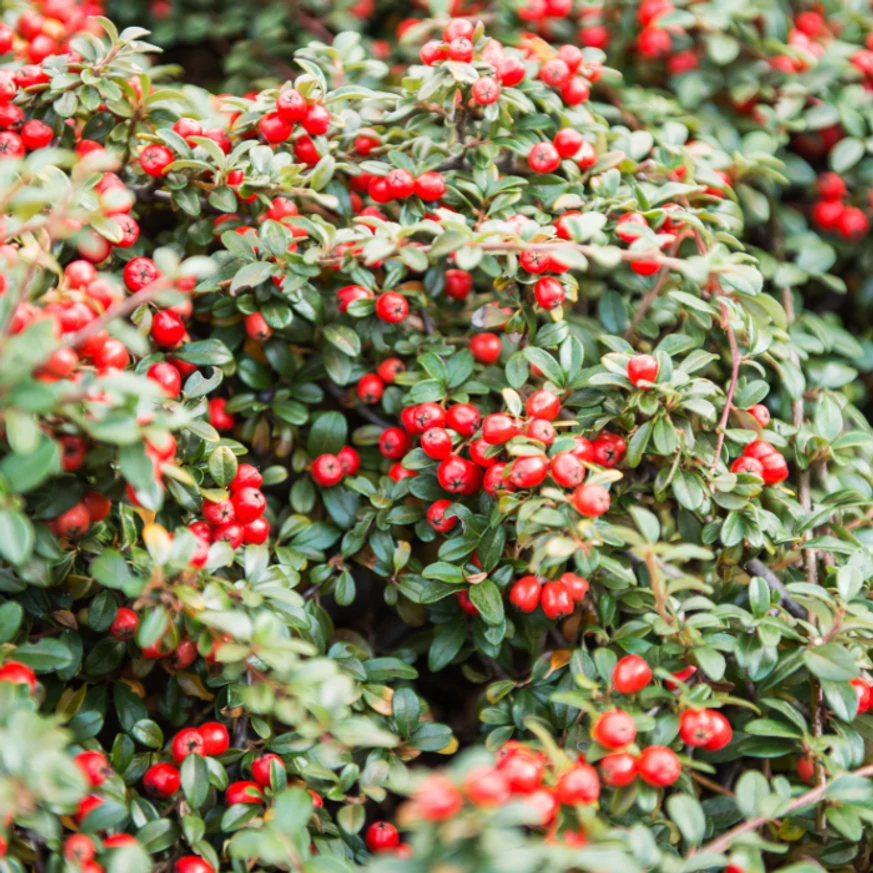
(323, 324, 361, 357)
(428, 618, 466, 671)
(182, 753, 209, 810)
(208, 446, 238, 488)
(468, 579, 504, 626)
(803, 644, 859, 682)
(0, 510, 34, 566)
(666, 793, 705, 845)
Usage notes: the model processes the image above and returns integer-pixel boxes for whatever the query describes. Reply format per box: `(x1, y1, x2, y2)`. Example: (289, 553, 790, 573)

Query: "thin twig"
(624, 266, 670, 339)
(710, 299, 741, 470)
(696, 763, 873, 856)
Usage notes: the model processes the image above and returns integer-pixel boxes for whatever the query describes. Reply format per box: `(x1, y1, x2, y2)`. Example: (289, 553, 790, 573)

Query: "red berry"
(172, 728, 206, 763)
(573, 483, 610, 517)
(143, 762, 181, 798)
(302, 104, 331, 136)
(259, 113, 293, 143)
(526, 389, 560, 420)
(553, 128, 584, 159)
(199, 721, 230, 756)
(385, 168, 416, 200)
(560, 572, 589, 602)
(415, 171, 447, 201)
(463, 766, 511, 806)
(231, 464, 263, 491)
(366, 821, 400, 852)
(276, 89, 307, 123)
(376, 358, 405, 382)
(818, 172, 846, 201)
(226, 781, 264, 805)
(797, 755, 815, 785)
(812, 198, 844, 231)
(65, 835, 97, 864)
(510, 575, 541, 612)
(337, 446, 360, 476)
(705, 711, 733, 751)
(540, 58, 571, 88)
(599, 752, 638, 787)
(525, 419, 555, 445)
(124, 257, 160, 292)
(231, 488, 266, 524)
(421, 427, 453, 460)
(555, 763, 600, 805)
(760, 452, 789, 485)
(251, 753, 285, 787)
(593, 710, 637, 749)
(637, 746, 681, 787)
(550, 452, 585, 487)
(420, 40, 448, 65)
(748, 404, 770, 427)
(679, 709, 717, 747)
(482, 413, 520, 444)
(151, 310, 185, 347)
(244, 312, 273, 342)
(54, 503, 91, 538)
(528, 142, 561, 174)
(74, 750, 112, 787)
(627, 354, 658, 387)
(110, 607, 139, 641)
(379, 426, 411, 460)
(470, 332, 501, 364)
(534, 276, 565, 310)
(312, 454, 344, 487)
(838, 206, 869, 241)
(21, 119, 53, 150)
(456, 589, 479, 616)
(427, 499, 458, 533)
(140, 144, 174, 176)
(444, 268, 473, 299)
(448, 37, 474, 62)
(613, 654, 652, 694)
(498, 56, 527, 86)
(413, 775, 463, 821)
(508, 454, 549, 489)
(357, 374, 385, 404)
(447, 403, 482, 437)
(592, 433, 626, 467)
(437, 455, 480, 494)
(375, 292, 409, 323)
(175, 858, 214, 873)
(472, 76, 501, 104)
(540, 580, 574, 619)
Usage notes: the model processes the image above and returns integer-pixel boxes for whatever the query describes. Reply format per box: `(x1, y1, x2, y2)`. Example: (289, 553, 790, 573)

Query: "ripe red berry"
(244, 312, 273, 342)
(276, 89, 307, 122)
(427, 499, 458, 533)
(385, 168, 416, 199)
(413, 774, 464, 820)
(599, 752, 638, 787)
(420, 40, 448, 65)
(812, 198, 844, 231)
(818, 172, 846, 201)
(175, 857, 214, 873)
(593, 710, 637, 749)
(463, 766, 511, 806)
(110, 607, 139, 641)
(140, 144, 174, 176)
(437, 455, 480, 494)
(421, 427, 453, 460)
(797, 755, 815, 785)
(447, 403, 482, 437)
(627, 354, 658, 387)
(705, 711, 733, 751)
(231, 464, 263, 491)
(357, 373, 385, 404)
(74, 750, 112, 787)
(550, 452, 585, 487)
(525, 419, 555, 445)
(379, 426, 411, 460)
(199, 722, 230, 756)
(534, 276, 565, 310)
(541, 580, 574, 619)
(124, 257, 160, 292)
(231, 487, 266, 523)
(526, 389, 561, 420)
(498, 748, 545, 792)
(748, 404, 770, 427)
(573, 483, 610, 517)
(415, 171, 447, 201)
(251, 753, 285, 787)
(151, 310, 185, 347)
(482, 413, 520, 445)
(448, 37, 474, 62)
(302, 104, 331, 136)
(337, 446, 360, 476)
(637, 746, 681, 787)
(553, 128, 584, 159)
(444, 268, 473, 300)
(375, 292, 409, 323)
(54, 503, 91, 538)
(65, 835, 97, 864)
(172, 728, 206, 763)
(760, 452, 789, 485)
(312, 454, 344, 487)
(510, 575, 541, 612)
(226, 781, 264, 805)
(366, 821, 400, 852)
(838, 206, 869, 241)
(509, 454, 549, 489)
(376, 358, 405, 382)
(143, 762, 181, 798)
(613, 654, 652, 694)
(592, 433, 626, 467)
(498, 56, 527, 86)
(259, 113, 293, 143)
(555, 763, 600, 805)
(470, 332, 501, 364)
(559, 572, 589, 602)
(472, 76, 501, 104)
(528, 142, 561, 174)
(679, 709, 717, 747)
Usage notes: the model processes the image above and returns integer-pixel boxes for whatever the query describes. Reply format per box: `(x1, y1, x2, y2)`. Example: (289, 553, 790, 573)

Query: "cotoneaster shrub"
(3, 2, 873, 873)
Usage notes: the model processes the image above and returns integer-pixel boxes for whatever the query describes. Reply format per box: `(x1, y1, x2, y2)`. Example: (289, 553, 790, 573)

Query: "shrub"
(2, 2, 873, 873)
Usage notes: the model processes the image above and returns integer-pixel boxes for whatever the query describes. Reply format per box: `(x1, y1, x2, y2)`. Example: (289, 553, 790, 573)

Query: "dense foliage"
(4, 1, 873, 873)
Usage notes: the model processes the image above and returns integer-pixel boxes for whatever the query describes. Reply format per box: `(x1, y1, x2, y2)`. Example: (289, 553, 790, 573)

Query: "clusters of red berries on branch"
(190, 462, 269, 554)
(811, 171, 871, 242)
(730, 439, 789, 485)
(311, 445, 361, 486)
